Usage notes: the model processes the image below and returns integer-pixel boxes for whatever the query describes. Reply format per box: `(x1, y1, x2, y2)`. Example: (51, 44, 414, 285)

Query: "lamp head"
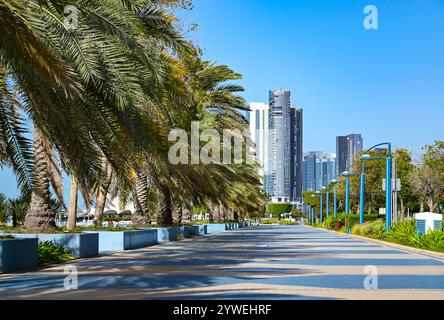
(361, 154, 373, 160)
(340, 171, 350, 177)
(331, 179, 338, 184)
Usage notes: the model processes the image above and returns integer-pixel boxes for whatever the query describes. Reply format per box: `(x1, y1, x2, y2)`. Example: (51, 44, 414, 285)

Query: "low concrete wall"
(205, 224, 226, 234)
(84, 230, 157, 253)
(7, 233, 98, 258)
(190, 225, 207, 236)
(0, 238, 38, 273)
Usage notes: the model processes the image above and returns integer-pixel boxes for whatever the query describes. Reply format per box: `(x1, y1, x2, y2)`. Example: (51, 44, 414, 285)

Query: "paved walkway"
(1, 225, 443, 300)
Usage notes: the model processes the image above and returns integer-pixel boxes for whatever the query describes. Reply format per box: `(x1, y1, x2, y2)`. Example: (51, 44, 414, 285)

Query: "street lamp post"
(361, 142, 393, 233)
(320, 188, 326, 223)
(326, 190, 330, 218)
(331, 179, 338, 218)
(339, 170, 360, 234)
(311, 193, 321, 225)
(359, 161, 367, 225)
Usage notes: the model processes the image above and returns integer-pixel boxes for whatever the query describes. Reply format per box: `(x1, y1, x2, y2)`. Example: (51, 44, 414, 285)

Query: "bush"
(0, 235, 15, 240)
(261, 218, 280, 225)
(325, 213, 383, 231)
(292, 210, 304, 218)
(352, 219, 386, 238)
(38, 241, 75, 265)
(353, 219, 444, 253)
(266, 203, 292, 218)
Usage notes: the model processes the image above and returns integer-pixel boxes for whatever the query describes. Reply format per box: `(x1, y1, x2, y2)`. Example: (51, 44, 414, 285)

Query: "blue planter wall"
(0, 238, 38, 273)
(6, 233, 98, 258)
(84, 230, 157, 253)
(205, 224, 226, 234)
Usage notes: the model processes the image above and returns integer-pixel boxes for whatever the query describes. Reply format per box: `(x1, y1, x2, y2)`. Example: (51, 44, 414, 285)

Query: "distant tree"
(410, 164, 444, 213)
(266, 203, 292, 219)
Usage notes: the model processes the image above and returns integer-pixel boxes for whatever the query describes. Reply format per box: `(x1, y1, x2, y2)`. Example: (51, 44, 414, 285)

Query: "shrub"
(354, 219, 444, 253)
(266, 203, 292, 218)
(38, 241, 75, 265)
(292, 210, 304, 218)
(260, 218, 280, 225)
(352, 219, 386, 238)
(0, 235, 15, 240)
(325, 213, 383, 231)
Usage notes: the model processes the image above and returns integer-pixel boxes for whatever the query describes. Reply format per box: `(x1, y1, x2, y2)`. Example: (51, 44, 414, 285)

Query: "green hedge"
(266, 203, 292, 218)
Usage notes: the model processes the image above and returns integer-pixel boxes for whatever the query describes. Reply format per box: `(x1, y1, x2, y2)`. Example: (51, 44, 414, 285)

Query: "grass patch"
(66, 226, 141, 233)
(261, 218, 298, 225)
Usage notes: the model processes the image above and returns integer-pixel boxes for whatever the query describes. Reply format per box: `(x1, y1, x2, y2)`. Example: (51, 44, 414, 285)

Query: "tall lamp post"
(319, 189, 325, 223)
(311, 193, 321, 225)
(339, 170, 360, 234)
(320, 186, 331, 219)
(330, 179, 339, 218)
(361, 142, 393, 233)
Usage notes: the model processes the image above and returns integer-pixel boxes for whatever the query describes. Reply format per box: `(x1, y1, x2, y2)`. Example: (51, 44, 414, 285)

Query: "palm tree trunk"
(157, 185, 173, 227)
(24, 127, 55, 231)
(181, 200, 192, 225)
(208, 209, 214, 223)
(172, 201, 183, 226)
(67, 177, 78, 232)
(132, 170, 150, 225)
(94, 158, 113, 227)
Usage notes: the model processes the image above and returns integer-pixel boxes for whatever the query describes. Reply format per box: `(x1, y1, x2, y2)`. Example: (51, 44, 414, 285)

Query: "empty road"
(1, 225, 443, 300)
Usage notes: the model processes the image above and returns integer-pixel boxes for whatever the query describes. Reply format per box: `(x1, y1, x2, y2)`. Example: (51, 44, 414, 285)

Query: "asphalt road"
(1, 225, 443, 300)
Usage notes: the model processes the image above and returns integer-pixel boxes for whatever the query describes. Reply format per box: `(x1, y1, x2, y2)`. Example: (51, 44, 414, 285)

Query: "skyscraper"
(265, 89, 303, 203)
(336, 134, 363, 174)
(248, 102, 269, 177)
(303, 152, 336, 192)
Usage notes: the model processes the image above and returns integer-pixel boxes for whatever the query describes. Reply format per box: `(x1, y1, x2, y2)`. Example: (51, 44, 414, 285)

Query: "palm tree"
(2, 0, 193, 230)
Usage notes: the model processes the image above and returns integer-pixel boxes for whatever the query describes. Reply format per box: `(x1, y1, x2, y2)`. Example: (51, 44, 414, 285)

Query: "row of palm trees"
(0, 0, 266, 231)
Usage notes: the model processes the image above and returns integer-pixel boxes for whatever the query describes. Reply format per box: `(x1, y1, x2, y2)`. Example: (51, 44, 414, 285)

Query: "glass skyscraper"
(266, 89, 303, 203)
(336, 134, 363, 175)
(303, 152, 336, 192)
(248, 89, 303, 203)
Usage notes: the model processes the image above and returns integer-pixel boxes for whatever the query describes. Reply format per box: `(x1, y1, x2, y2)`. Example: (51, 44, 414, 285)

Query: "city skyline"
(178, 0, 444, 157)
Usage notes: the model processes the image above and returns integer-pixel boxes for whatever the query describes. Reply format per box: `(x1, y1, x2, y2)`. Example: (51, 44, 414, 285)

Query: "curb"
(305, 225, 444, 260)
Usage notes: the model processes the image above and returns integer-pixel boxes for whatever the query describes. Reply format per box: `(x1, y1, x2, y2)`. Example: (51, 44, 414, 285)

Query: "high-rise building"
(248, 102, 269, 176)
(336, 134, 363, 174)
(265, 89, 303, 203)
(303, 152, 336, 192)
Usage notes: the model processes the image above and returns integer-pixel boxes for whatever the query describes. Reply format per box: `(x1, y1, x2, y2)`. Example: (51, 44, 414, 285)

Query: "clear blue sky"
(178, 0, 444, 155)
(0, 0, 443, 199)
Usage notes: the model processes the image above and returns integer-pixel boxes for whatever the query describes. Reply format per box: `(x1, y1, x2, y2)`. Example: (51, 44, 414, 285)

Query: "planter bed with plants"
(83, 229, 158, 253)
(311, 218, 444, 254)
(0, 231, 99, 258)
(0, 237, 38, 273)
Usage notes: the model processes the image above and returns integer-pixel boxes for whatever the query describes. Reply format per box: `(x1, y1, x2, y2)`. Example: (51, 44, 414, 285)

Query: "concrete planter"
(0, 238, 38, 273)
(6, 233, 99, 258)
(225, 223, 240, 230)
(205, 224, 226, 234)
(153, 227, 186, 242)
(84, 230, 157, 253)
(190, 225, 207, 236)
